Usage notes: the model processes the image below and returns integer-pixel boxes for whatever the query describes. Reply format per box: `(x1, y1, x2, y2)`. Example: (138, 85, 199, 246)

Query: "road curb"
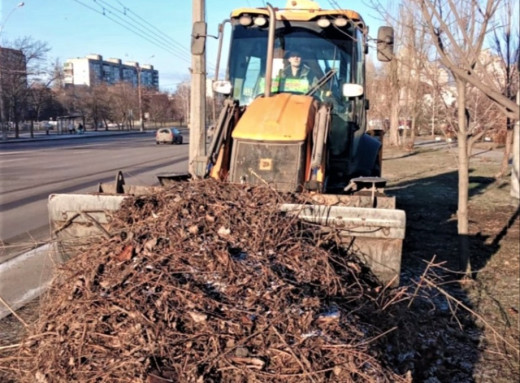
(0, 243, 61, 320)
(0, 130, 151, 145)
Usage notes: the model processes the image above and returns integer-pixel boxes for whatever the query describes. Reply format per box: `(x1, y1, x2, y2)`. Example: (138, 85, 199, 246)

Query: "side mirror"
(377, 26, 394, 62)
(213, 80, 232, 95)
(342, 83, 364, 98)
(191, 21, 207, 55)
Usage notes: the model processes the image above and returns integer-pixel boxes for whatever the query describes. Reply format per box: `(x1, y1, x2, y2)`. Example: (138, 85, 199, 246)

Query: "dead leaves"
(7, 180, 407, 382)
(116, 244, 134, 262)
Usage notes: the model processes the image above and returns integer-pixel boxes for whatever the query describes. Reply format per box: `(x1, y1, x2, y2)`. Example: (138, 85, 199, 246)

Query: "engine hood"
(232, 93, 316, 142)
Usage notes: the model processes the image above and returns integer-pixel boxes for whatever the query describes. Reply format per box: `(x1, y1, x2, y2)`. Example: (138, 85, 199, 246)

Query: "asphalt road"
(0, 132, 189, 261)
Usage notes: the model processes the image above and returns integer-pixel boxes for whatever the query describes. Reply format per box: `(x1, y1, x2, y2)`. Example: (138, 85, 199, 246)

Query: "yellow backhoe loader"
(49, 0, 405, 285)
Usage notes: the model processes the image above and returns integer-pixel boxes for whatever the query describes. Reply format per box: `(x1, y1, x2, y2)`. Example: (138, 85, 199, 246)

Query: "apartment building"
(0, 46, 27, 78)
(63, 54, 159, 89)
(0, 47, 27, 124)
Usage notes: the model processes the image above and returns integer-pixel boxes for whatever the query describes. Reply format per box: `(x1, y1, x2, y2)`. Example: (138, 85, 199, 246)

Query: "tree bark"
(389, 96, 400, 146)
(456, 78, 470, 274)
(388, 59, 401, 146)
(410, 115, 417, 149)
(512, 121, 520, 200)
(495, 126, 514, 179)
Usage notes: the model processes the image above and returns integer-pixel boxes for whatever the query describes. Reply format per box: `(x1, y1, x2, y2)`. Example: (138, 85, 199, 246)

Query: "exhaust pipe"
(264, 3, 276, 98)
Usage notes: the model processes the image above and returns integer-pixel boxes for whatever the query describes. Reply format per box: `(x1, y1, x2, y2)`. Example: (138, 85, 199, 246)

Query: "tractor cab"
(212, 2, 386, 192)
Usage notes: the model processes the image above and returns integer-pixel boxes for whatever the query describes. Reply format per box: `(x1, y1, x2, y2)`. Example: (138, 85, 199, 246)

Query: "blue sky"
(1, 0, 383, 92)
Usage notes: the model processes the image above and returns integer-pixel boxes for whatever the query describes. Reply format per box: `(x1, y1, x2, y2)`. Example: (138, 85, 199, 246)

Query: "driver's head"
(287, 50, 302, 68)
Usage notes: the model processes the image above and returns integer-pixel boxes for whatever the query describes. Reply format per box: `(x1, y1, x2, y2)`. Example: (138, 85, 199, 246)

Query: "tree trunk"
(389, 91, 400, 146)
(387, 59, 400, 147)
(409, 115, 417, 149)
(467, 126, 488, 158)
(512, 121, 520, 200)
(455, 79, 470, 275)
(495, 127, 514, 178)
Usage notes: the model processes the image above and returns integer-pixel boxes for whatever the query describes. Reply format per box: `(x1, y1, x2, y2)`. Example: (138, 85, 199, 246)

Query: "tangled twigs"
(1, 180, 409, 382)
(421, 277, 520, 355)
(0, 295, 28, 328)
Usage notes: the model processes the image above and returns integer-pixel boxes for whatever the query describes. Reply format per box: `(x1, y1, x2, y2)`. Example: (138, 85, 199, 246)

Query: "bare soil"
(382, 140, 519, 382)
(0, 139, 518, 382)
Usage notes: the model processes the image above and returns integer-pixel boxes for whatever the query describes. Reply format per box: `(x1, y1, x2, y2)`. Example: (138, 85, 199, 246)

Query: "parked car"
(156, 128, 183, 145)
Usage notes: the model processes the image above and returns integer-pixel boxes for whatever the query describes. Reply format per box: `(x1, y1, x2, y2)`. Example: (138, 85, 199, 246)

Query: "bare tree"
(365, 1, 402, 146)
(417, 0, 499, 273)
(106, 82, 138, 129)
(172, 82, 191, 126)
(466, 82, 506, 154)
(0, 37, 50, 138)
(490, 0, 519, 177)
(50, 58, 65, 91)
(439, 80, 505, 155)
(78, 84, 111, 130)
(54, 86, 79, 123)
(398, 1, 430, 148)
(420, 1, 517, 118)
(26, 57, 68, 137)
(147, 92, 174, 127)
(387, 55, 402, 146)
(421, 60, 455, 137)
(27, 82, 53, 137)
(367, 1, 430, 147)
(366, 58, 386, 123)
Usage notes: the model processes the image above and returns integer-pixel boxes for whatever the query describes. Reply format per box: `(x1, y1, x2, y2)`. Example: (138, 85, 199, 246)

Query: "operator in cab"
(279, 50, 317, 94)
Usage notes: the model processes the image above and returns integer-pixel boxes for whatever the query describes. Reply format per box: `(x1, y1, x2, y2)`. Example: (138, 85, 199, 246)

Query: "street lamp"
(0, 2, 24, 34)
(0, 2, 25, 140)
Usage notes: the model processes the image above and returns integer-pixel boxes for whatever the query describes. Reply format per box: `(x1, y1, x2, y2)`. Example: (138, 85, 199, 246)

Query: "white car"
(156, 128, 183, 145)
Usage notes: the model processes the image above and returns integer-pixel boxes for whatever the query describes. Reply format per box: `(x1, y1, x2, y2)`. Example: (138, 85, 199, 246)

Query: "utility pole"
(137, 64, 144, 132)
(189, 0, 207, 178)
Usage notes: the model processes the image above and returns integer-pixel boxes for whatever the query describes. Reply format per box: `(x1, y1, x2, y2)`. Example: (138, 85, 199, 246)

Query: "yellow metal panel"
(232, 94, 315, 142)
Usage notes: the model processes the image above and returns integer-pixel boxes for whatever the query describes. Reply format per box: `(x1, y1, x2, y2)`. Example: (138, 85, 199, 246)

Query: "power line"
(327, 0, 341, 11)
(102, 0, 191, 58)
(77, 0, 218, 73)
(105, 0, 218, 72)
(71, 0, 191, 65)
(92, 0, 191, 62)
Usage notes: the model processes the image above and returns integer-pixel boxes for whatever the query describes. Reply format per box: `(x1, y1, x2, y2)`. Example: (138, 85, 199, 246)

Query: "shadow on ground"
(380, 168, 519, 382)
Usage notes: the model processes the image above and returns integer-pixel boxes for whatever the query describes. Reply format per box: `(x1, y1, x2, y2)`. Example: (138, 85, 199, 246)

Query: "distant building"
(63, 54, 159, 89)
(0, 46, 27, 76)
(0, 47, 28, 123)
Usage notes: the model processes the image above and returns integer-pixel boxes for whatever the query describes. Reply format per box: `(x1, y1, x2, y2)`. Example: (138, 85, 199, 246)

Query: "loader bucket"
(48, 180, 405, 287)
(156, 172, 191, 186)
(280, 203, 406, 286)
(48, 193, 129, 261)
(97, 170, 163, 194)
(49, 171, 165, 261)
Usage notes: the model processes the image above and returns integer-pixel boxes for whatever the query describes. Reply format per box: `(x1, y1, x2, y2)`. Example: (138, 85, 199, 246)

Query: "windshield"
(227, 22, 364, 106)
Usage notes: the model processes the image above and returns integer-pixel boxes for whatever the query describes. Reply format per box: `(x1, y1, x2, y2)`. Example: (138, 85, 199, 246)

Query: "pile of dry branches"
(2, 180, 408, 382)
